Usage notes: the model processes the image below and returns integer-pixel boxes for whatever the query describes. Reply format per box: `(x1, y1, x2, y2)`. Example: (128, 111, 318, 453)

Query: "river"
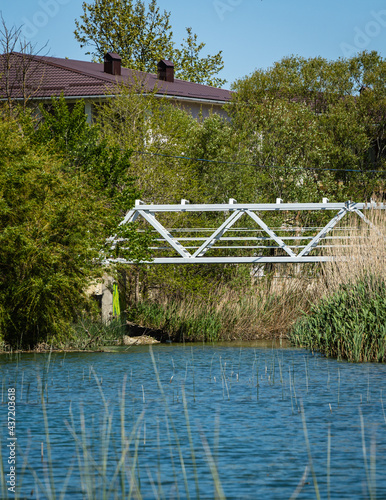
(1, 341, 386, 499)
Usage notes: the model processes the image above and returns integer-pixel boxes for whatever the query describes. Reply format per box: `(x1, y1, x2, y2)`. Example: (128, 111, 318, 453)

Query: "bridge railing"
(107, 200, 386, 264)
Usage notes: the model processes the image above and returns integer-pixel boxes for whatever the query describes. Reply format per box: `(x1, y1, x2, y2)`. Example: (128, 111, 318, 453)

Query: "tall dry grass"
(212, 275, 319, 339)
(290, 206, 386, 362)
(128, 270, 320, 341)
(320, 206, 386, 294)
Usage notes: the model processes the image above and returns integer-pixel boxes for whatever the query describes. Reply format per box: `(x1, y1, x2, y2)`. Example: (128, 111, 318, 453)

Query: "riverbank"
(2, 209, 384, 356)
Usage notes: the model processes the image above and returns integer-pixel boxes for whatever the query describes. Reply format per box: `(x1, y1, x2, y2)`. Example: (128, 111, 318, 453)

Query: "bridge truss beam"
(107, 200, 385, 264)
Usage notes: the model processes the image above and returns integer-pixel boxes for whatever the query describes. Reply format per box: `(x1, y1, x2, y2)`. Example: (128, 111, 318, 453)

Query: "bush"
(0, 117, 110, 348)
(289, 274, 386, 362)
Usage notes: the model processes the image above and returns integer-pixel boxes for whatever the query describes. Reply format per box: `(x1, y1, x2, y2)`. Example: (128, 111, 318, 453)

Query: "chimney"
(157, 60, 174, 83)
(104, 52, 121, 76)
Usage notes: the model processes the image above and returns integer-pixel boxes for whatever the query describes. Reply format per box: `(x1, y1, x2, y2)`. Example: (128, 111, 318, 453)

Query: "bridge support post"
(101, 275, 114, 323)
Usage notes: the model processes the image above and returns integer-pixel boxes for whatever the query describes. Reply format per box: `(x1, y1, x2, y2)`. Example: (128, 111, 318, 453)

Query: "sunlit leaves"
(228, 51, 386, 202)
(74, 0, 225, 85)
(74, 0, 173, 73)
(172, 27, 226, 87)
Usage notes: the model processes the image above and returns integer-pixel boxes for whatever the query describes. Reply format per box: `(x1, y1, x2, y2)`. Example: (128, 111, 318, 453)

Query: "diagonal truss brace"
(119, 209, 139, 225)
(246, 210, 296, 257)
(298, 206, 348, 257)
(192, 210, 244, 258)
(353, 208, 386, 238)
(138, 209, 191, 258)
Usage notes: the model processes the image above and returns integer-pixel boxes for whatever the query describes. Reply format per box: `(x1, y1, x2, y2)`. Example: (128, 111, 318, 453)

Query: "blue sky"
(1, 0, 386, 88)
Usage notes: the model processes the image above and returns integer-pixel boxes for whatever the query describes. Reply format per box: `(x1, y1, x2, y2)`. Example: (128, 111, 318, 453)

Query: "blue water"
(1, 342, 386, 499)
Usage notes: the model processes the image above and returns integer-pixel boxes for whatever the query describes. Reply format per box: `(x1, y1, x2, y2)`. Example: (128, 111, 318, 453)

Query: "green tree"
(0, 116, 110, 347)
(0, 96, 156, 348)
(173, 27, 225, 87)
(185, 113, 252, 202)
(74, 0, 173, 73)
(228, 51, 386, 202)
(74, 0, 225, 86)
(32, 95, 139, 213)
(32, 94, 155, 263)
(95, 82, 200, 203)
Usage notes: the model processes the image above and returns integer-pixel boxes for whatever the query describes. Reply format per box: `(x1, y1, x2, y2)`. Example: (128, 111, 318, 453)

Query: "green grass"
(289, 274, 386, 362)
(127, 300, 223, 342)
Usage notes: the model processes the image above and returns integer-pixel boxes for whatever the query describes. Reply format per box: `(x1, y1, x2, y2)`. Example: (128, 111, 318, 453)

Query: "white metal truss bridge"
(107, 199, 386, 265)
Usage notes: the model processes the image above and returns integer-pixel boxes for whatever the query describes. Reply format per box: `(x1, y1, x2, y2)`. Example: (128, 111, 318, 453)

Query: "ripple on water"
(0, 342, 385, 499)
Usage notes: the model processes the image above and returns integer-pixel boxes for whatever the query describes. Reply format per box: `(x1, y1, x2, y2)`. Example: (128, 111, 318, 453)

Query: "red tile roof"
(0, 52, 232, 103)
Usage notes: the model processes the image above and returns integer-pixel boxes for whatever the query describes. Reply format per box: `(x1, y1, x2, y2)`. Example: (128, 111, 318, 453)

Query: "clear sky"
(1, 0, 386, 89)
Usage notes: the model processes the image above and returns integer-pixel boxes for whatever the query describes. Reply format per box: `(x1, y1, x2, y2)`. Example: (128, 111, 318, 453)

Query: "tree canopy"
(74, 0, 225, 87)
(227, 51, 386, 202)
(0, 96, 153, 348)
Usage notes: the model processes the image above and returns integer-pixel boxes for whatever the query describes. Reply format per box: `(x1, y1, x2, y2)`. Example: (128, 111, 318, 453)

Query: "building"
(0, 51, 231, 121)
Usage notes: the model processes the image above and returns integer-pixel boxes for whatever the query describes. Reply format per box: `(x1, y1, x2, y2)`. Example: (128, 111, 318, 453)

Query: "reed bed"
(127, 272, 319, 342)
(320, 208, 386, 295)
(290, 207, 386, 362)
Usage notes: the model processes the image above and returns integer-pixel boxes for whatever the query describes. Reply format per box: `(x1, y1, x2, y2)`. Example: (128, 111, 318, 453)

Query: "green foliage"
(32, 95, 139, 214)
(0, 117, 108, 347)
(96, 84, 201, 204)
(113, 222, 154, 264)
(289, 274, 386, 362)
(229, 51, 386, 202)
(135, 263, 249, 302)
(173, 27, 225, 87)
(74, 0, 225, 85)
(33, 96, 91, 154)
(186, 113, 251, 202)
(74, 0, 173, 73)
(0, 97, 153, 348)
(32, 94, 155, 267)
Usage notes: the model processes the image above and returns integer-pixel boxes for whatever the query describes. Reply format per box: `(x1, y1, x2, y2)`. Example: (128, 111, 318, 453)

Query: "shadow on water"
(0, 341, 385, 499)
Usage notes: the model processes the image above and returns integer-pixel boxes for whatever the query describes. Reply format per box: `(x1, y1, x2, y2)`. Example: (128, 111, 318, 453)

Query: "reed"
(128, 272, 318, 342)
(290, 207, 386, 362)
(320, 208, 386, 295)
(128, 299, 222, 342)
(60, 316, 127, 350)
(7, 357, 227, 499)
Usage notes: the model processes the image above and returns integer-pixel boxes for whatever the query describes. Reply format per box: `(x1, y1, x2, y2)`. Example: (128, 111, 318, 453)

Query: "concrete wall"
(86, 275, 114, 323)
